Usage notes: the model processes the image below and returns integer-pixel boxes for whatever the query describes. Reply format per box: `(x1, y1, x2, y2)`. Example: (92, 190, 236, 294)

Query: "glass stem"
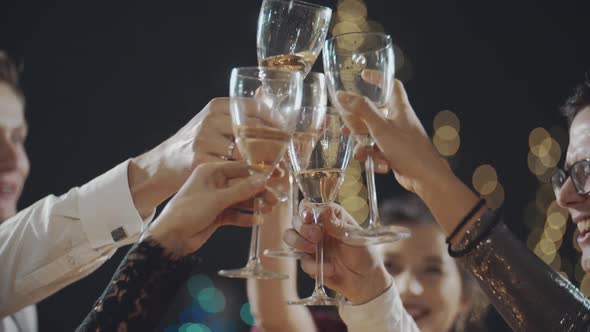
(247, 197, 264, 266)
(312, 205, 328, 296)
(365, 141, 380, 229)
(290, 171, 299, 218)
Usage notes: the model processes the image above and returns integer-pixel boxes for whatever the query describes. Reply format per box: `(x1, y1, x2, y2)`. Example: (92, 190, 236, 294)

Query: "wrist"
(346, 266, 392, 305)
(416, 166, 481, 237)
(128, 148, 182, 218)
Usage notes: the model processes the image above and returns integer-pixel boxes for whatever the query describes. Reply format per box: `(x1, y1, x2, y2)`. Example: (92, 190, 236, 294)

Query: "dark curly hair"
(0, 50, 24, 102)
(561, 73, 590, 126)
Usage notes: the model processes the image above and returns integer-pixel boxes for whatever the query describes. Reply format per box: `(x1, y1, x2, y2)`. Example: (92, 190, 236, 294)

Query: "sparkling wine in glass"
(288, 107, 352, 306)
(218, 67, 303, 279)
(264, 72, 328, 259)
(257, 0, 332, 74)
(323, 32, 411, 245)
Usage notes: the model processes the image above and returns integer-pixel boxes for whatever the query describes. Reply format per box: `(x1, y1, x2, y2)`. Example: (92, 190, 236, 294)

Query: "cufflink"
(111, 227, 128, 242)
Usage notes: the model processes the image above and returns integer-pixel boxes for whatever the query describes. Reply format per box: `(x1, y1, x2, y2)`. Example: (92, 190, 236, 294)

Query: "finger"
(202, 133, 241, 161)
(211, 161, 251, 179)
(371, 148, 390, 174)
(298, 202, 316, 224)
(336, 91, 390, 136)
(300, 253, 335, 277)
(321, 204, 363, 239)
(283, 229, 316, 254)
(218, 173, 267, 207)
(291, 215, 323, 244)
(206, 112, 235, 138)
(361, 69, 385, 87)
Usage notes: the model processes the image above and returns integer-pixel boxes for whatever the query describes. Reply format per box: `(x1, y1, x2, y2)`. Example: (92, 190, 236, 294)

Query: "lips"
(576, 219, 590, 247)
(404, 304, 430, 323)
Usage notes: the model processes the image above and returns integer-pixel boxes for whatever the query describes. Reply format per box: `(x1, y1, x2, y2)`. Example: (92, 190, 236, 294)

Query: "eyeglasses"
(551, 159, 590, 196)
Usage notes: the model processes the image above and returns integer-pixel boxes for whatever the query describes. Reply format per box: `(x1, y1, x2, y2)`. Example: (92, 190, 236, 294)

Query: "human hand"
(127, 98, 244, 220)
(145, 161, 279, 255)
(336, 74, 452, 196)
(283, 203, 391, 304)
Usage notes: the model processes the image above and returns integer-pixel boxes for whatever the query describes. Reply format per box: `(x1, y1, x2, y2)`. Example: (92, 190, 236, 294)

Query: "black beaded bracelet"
(448, 209, 501, 257)
(445, 198, 487, 245)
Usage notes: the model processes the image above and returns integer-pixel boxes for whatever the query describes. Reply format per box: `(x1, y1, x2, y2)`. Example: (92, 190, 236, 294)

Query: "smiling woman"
(379, 195, 486, 332)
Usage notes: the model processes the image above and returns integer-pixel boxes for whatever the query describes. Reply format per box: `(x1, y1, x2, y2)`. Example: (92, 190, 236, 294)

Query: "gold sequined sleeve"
(460, 222, 590, 331)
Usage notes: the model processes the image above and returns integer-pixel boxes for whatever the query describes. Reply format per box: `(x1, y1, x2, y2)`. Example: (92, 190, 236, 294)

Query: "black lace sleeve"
(460, 221, 590, 331)
(76, 238, 199, 332)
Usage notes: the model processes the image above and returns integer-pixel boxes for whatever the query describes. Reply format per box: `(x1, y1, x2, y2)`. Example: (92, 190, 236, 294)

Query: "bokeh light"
(535, 184, 554, 212)
(524, 201, 544, 229)
(179, 323, 212, 332)
(527, 226, 544, 249)
(529, 127, 550, 150)
(433, 110, 461, 132)
(472, 164, 498, 196)
(197, 287, 226, 314)
(178, 304, 208, 324)
(433, 128, 460, 156)
(484, 182, 505, 210)
(240, 303, 255, 326)
(188, 274, 214, 300)
(336, 0, 367, 23)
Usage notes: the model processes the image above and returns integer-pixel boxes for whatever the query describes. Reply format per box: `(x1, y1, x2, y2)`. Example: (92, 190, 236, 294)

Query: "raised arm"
(335, 77, 590, 331)
(247, 171, 317, 332)
(77, 161, 273, 331)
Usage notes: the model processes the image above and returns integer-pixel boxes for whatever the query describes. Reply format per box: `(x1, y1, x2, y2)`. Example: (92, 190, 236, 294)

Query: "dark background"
(2, 0, 590, 331)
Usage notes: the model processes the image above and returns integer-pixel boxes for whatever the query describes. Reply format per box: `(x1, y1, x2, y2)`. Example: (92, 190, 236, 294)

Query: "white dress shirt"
(339, 283, 420, 332)
(0, 160, 154, 331)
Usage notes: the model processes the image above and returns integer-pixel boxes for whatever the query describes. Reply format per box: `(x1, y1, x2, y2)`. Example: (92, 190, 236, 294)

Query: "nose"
(0, 134, 18, 172)
(396, 272, 424, 298)
(556, 176, 586, 209)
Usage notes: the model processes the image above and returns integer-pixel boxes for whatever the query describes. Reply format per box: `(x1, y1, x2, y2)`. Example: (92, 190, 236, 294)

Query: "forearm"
(416, 169, 482, 242)
(1, 162, 151, 317)
(247, 182, 316, 332)
(76, 238, 198, 331)
(128, 146, 185, 219)
(460, 222, 590, 331)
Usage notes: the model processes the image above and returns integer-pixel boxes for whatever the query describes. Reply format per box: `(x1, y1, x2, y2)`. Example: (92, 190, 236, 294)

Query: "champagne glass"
(288, 107, 352, 306)
(323, 32, 411, 245)
(264, 72, 327, 259)
(218, 67, 303, 279)
(257, 0, 332, 74)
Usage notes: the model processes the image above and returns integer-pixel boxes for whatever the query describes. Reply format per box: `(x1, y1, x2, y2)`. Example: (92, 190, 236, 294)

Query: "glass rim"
(325, 31, 393, 53)
(231, 66, 303, 80)
(262, 0, 332, 12)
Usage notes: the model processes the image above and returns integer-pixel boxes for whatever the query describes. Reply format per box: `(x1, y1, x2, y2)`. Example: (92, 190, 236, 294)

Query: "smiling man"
(554, 77, 590, 272)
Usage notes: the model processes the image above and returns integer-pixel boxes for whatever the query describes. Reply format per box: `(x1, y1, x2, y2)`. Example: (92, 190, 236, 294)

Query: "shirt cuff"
(78, 160, 154, 249)
(339, 282, 415, 332)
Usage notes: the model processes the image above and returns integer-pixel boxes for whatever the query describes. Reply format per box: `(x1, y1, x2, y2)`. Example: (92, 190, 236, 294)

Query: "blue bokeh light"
(187, 274, 214, 300)
(240, 302, 254, 326)
(197, 287, 226, 313)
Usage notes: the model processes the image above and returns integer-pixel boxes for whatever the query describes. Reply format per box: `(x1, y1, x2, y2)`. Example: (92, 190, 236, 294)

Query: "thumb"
(322, 204, 362, 240)
(219, 174, 266, 208)
(336, 91, 389, 135)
